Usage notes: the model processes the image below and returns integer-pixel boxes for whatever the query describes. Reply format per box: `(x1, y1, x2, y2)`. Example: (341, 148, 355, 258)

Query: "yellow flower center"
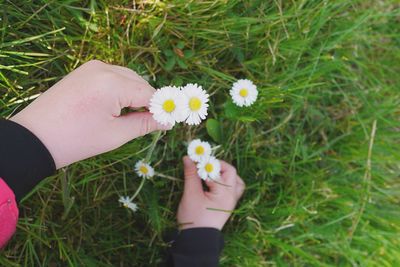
(239, 88, 248, 97)
(189, 97, 202, 111)
(205, 163, 214, 173)
(139, 165, 149, 174)
(195, 146, 205, 155)
(163, 99, 176, 113)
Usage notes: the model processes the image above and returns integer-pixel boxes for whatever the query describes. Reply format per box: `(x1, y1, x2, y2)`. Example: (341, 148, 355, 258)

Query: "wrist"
(178, 220, 225, 231)
(10, 115, 63, 169)
(0, 119, 56, 201)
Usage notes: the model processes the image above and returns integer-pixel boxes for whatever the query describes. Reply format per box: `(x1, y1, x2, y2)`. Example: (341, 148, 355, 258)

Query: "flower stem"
(130, 131, 164, 201)
(130, 177, 146, 201)
(155, 172, 182, 182)
(145, 130, 163, 163)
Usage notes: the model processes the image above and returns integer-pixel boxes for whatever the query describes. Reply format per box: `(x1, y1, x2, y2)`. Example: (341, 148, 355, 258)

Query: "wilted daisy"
(135, 160, 155, 179)
(187, 139, 212, 162)
(149, 86, 187, 126)
(197, 156, 221, 181)
(118, 196, 138, 212)
(182, 83, 209, 125)
(230, 79, 258, 107)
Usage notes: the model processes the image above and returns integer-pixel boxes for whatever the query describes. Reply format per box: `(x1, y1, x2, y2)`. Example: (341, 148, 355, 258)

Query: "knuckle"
(239, 183, 245, 192)
(224, 162, 236, 174)
(229, 194, 237, 204)
(86, 59, 105, 67)
(231, 168, 237, 176)
(185, 170, 198, 179)
(139, 116, 152, 136)
(99, 70, 118, 83)
(238, 176, 245, 187)
(223, 168, 236, 180)
(125, 67, 138, 76)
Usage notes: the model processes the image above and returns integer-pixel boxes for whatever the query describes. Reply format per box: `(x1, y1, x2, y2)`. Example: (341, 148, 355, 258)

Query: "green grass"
(1, 0, 399, 266)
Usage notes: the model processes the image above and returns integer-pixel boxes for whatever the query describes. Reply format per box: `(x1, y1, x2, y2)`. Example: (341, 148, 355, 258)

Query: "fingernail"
(183, 156, 193, 165)
(159, 122, 173, 130)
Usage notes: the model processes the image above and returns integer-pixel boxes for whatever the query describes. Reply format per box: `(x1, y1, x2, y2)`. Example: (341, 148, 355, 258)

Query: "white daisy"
(182, 83, 209, 125)
(118, 196, 138, 212)
(197, 156, 221, 181)
(187, 139, 212, 162)
(230, 79, 258, 107)
(135, 160, 155, 179)
(149, 86, 187, 126)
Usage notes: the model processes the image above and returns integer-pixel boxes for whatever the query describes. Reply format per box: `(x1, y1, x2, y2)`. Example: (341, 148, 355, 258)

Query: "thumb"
(183, 156, 203, 196)
(115, 111, 172, 141)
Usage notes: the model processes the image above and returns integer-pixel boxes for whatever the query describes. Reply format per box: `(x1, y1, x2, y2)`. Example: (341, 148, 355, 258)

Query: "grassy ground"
(1, 0, 399, 266)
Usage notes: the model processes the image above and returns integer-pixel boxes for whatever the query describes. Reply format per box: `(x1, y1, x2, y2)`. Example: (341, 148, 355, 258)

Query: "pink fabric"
(0, 178, 19, 249)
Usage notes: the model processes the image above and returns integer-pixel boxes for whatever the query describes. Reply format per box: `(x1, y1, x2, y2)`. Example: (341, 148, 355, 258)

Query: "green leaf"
(224, 101, 257, 122)
(237, 116, 257, 122)
(176, 41, 185, 49)
(177, 58, 188, 69)
(184, 50, 194, 58)
(171, 76, 183, 86)
(224, 101, 240, 119)
(163, 49, 174, 57)
(206, 118, 222, 143)
(164, 57, 176, 71)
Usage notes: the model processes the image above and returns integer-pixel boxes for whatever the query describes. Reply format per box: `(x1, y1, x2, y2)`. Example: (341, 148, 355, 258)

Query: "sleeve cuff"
(0, 119, 56, 202)
(170, 228, 224, 255)
(163, 227, 224, 266)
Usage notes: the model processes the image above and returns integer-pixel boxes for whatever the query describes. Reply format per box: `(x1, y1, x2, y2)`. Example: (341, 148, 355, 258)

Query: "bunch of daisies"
(149, 83, 210, 126)
(119, 79, 258, 212)
(187, 139, 221, 181)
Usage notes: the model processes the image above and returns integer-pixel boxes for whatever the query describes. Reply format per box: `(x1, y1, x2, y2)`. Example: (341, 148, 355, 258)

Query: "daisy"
(149, 86, 187, 126)
(230, 79, 258, 107)
(118, 196, 138, 212)
(182, 83, 209, 125)
(197, 156, 221, 181)
(187, 139, 212, 162)
(135, 160, 155, 179)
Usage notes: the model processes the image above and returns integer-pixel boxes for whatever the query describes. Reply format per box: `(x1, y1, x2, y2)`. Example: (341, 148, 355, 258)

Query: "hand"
(177, 156, 245, 230)
(10, 60, 170, 169)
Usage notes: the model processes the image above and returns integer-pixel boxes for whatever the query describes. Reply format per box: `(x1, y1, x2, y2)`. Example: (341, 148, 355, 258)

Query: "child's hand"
(177, 156, 245, 230)
(10, 60, 170, 169)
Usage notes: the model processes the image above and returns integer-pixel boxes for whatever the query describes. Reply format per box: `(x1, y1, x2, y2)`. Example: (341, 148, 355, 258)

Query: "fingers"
(209, 160, 245, 199)
(117, 76, 156, 109)
(204, 160, 236, 195)
(220, 160, 237, 187)
(93, 61, 155, 109)
(204, 178, 222, 195)
(98, 63, 171, 141)
(182, 156, 203, 197)
(114, 111, 171, 142)
(235, 175, 245, 200)
(110, 65, 146, 83)
(109, 65, 155, 108)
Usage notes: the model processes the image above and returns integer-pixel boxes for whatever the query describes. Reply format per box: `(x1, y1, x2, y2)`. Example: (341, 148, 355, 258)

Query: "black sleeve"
(0, 119, 56, 202)
(162, 228, 224, 267)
